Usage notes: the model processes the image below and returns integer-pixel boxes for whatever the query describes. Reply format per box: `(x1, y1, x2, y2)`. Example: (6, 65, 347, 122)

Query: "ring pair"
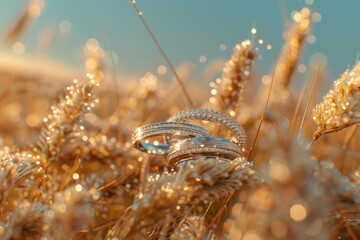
(132, 109, 246, 168)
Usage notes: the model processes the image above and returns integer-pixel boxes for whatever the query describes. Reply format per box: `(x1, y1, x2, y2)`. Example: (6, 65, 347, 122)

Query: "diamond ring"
(167, 108, 247, 152)
(132, 122, 209, 155)
(167, 136, 243, 167)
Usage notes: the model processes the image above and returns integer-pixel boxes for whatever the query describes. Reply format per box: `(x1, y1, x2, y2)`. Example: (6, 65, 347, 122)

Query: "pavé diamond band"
(167, 136, 243, 167)
(132, 122, 209, 155)
(167, 108, 247, 152)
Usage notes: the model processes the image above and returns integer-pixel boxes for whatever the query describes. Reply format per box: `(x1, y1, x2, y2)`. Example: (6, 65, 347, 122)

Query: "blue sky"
(0, 0, 359, 84)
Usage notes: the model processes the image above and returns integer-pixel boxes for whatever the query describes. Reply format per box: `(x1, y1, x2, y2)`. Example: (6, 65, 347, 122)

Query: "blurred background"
(0, 0, 360, 146)
(0, 0, 359, 83)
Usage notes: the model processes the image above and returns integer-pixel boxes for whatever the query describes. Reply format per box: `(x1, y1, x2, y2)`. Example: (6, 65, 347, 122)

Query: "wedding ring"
(167, 108, 247, 152)
(167, 136, 243, 167)
(132, 122, 209, 155)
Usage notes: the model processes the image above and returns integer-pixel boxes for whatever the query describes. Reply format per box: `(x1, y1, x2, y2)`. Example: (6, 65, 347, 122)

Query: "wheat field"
(0, 1, 359, 239)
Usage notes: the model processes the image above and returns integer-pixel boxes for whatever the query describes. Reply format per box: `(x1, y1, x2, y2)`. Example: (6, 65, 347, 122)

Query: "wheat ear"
(35, 75, 99, 163)
(212, 39, 255, 117)
(312, 61, 360, 142)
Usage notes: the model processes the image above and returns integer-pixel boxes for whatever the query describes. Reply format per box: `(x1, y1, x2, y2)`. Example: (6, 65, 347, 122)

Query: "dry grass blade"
(96, 169, 135, 192)
(342, 125, 358, 150)
(312, 61, 360, 142)
(339, 125, 358, 172)
(289, 77, 308, 138)
(298, 64, 321, 142)
(247, 62, 276, 159)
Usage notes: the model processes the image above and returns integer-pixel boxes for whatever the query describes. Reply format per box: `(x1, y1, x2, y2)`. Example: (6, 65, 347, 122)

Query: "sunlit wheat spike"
(108, 158, 255, 239)
(35, 75, 99, 163)
(276, 7, 311, 90)
(181, 157, 256, 202)
(213, 39, 255, 116)
(170, 215, 213, 240)
(312, 61, 360, 142)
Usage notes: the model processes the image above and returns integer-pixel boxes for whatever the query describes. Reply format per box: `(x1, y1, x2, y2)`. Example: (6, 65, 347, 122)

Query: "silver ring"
(167, 108, 247, 152)
(167, 136, 243, 167)
(132, 122, 209, 155)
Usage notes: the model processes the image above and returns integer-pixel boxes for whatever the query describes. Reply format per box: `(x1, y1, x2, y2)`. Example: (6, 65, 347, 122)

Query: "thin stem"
(277, 0, 289, 31)
(247, 62, 277, 159)
(342, 125, 358, 150)
(130, 1, 195, 107)
(210, 194, 231, 227)
(203, 202, 213, 217)
(340, 124, 358, 173)
(289, 77, 308, 138)
(139, 156, 150, 198)
(99, 26, 123, 143)
(298, 64, 321, 142)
